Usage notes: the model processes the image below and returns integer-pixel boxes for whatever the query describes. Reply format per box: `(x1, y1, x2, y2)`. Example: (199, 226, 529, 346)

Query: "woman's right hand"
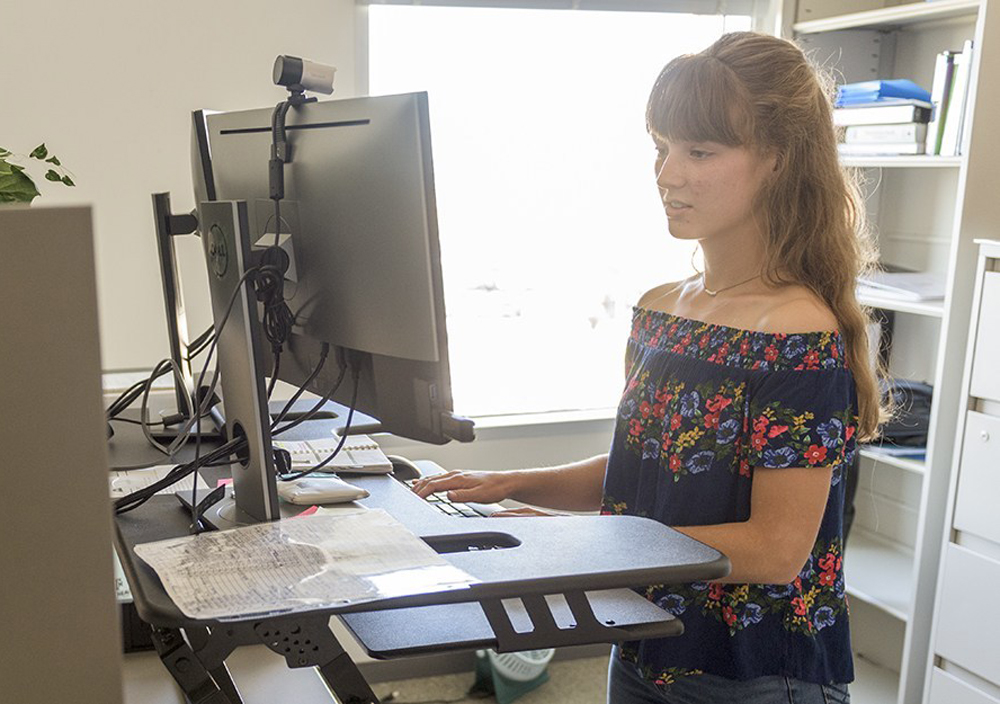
(410, 469, 519, 505)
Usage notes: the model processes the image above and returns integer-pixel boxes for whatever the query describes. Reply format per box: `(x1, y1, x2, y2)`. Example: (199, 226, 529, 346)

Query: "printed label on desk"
(114, 550, 133, 603)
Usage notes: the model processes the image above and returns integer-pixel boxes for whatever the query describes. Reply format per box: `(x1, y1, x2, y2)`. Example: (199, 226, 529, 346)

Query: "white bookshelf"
(781, 0, 996, 702)
(857, 292, 944, 317)
(846, 529, 915, 621)
(793, 0, 980, 33)
(853, 655, 902, 704)
(841, 155, 963, 169)
(859, 446, 926, 475)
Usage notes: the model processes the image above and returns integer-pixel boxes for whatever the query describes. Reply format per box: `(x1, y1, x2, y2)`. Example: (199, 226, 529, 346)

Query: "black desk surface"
(109, 413, 730, 656)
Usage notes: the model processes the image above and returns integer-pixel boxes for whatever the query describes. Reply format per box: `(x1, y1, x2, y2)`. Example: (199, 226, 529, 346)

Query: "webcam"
(272, 55, 336, 95)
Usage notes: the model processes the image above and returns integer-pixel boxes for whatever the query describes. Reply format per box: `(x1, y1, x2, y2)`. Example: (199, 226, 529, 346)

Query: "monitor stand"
(185, 199, 282, 530)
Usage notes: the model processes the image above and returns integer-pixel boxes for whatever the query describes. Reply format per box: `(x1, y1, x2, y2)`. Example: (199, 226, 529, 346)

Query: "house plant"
(0, 144, 75, 203)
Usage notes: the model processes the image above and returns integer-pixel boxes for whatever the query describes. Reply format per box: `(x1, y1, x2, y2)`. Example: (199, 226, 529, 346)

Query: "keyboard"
(404, 479, 500, 518)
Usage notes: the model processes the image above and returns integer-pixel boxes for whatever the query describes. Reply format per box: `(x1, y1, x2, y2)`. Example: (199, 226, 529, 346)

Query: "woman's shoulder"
(637, 279, 839, 335)
(754, 284, 838, 334)
(636, 277, 698, 311)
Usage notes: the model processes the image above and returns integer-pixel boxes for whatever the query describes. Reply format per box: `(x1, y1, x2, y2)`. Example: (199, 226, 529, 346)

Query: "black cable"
(112, 356, 345, 512)
(278, 365, 360, 482)
(109, 417, 166, 428)
(186, 325, 216, 360)
(266, 349, 281, 400)
(113, 307, 337, 512)
(110, 266, 261, 476)
(106, 379, 148, 419)
(113, 438, 242, 514)
(106, 366, 174, 420)
(271, 359, 346, 435)
(139, 358, 190, 456)
(192, 353, 343, 470)
(114, 354, 339, 511)
(270, 343, 330, 428)
(254, 257, 294, 352)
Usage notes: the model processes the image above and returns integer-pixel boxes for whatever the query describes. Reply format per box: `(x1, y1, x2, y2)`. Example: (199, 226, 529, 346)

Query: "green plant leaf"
(0, 158, 13, 176)
(29, 143, 48, 160)
(45, 169, 62, 182)
(0, 147, 11, 158)
(45, 155, 62, 166)
(61, 175, 75, 187)
(0, 167, 40, 202)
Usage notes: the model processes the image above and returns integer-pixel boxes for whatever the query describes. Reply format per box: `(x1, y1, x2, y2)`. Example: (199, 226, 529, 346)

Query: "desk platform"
(110, 417, 729, 703)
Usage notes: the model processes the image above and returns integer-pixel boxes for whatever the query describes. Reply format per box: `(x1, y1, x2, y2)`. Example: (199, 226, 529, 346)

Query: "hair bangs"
(646, 55, 754, 147)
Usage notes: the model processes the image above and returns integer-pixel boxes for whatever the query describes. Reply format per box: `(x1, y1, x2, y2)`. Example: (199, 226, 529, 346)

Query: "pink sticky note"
(216, 478, 233, 488)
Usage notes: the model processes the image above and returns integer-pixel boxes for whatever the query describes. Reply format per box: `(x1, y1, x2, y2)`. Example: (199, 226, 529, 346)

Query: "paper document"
(857, 271, 946, 301)
(109, 465, 213, 498)
(273, 434, 392, 473)
(133, 509, 477, 620)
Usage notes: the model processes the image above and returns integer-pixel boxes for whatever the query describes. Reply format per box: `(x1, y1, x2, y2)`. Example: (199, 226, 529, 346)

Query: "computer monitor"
(194, 92, 473, 442)
(190, 92, 474, 524)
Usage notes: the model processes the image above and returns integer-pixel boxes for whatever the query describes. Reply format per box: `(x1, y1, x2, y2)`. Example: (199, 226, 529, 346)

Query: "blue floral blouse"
(602, 307, 857, 687)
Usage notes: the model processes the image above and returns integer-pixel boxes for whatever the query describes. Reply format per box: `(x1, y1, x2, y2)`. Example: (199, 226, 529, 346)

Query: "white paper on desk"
(132, 509, 477, 620)
(109, 466, 212, 498)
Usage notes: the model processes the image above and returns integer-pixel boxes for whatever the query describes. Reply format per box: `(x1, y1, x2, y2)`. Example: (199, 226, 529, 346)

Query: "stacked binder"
(834, 80, 932, 156)
(925, 40, 975, 156)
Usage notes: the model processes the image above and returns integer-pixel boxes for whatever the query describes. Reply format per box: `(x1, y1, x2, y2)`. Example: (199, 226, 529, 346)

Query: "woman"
(413, 31, 883, 703)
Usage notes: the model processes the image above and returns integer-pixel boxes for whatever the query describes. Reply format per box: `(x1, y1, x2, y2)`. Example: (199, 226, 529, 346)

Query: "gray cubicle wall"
(0, 206, 124, 704)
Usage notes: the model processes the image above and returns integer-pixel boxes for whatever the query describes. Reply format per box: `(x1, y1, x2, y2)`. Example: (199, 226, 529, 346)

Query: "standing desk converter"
(113, 437, 729, 704)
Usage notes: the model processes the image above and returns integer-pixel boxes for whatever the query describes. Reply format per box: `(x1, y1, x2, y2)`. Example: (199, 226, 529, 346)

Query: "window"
(368, 4, 752, 417)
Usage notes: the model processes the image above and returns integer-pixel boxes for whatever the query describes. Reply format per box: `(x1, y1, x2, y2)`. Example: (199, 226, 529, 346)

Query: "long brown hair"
(646, 31, 886, 440)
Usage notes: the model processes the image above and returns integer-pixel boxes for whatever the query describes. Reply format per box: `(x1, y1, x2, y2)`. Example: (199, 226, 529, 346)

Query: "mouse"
(387, 455, 422, 482)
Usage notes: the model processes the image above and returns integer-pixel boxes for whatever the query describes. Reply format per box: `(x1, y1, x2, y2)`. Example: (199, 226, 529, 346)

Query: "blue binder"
(836, 79, 932, 107)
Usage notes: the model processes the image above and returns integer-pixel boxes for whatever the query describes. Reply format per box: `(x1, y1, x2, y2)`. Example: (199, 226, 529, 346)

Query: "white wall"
(2, 0, 359, 370)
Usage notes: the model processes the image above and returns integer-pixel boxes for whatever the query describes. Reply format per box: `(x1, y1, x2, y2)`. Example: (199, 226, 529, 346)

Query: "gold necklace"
(701, 271, 761, 297)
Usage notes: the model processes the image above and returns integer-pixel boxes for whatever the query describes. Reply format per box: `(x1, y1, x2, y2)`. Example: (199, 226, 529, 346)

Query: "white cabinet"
(778, 2, 1000, 702)
(953, 412, 1000, 544)
(934, 545, 1000, 685)
(928, 668, 1000, 704)
(969, 273, 1000, 402)
(926, 240, 1000, 704)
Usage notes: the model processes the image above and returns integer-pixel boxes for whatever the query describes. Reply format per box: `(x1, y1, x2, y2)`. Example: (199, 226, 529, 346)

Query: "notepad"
(272, 434, 392, 474)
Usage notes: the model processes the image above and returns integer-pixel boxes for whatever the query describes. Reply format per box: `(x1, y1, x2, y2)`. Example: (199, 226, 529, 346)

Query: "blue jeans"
(607, 649, 850, 704)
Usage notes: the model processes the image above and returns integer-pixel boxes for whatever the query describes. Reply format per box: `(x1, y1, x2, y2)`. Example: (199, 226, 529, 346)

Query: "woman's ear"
(769, 149, 782, 173)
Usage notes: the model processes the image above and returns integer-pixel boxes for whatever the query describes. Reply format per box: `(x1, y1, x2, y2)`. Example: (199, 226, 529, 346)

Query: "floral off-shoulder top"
(602, 307, 857, 687)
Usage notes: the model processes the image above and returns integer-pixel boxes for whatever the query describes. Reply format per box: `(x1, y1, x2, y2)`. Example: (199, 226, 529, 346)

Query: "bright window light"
(369, 6, 751, 417)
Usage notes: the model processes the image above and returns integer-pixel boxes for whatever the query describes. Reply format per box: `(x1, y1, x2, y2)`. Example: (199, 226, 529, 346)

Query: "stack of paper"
(857, 271, 946, 302)
(835, 80, 934, 156)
